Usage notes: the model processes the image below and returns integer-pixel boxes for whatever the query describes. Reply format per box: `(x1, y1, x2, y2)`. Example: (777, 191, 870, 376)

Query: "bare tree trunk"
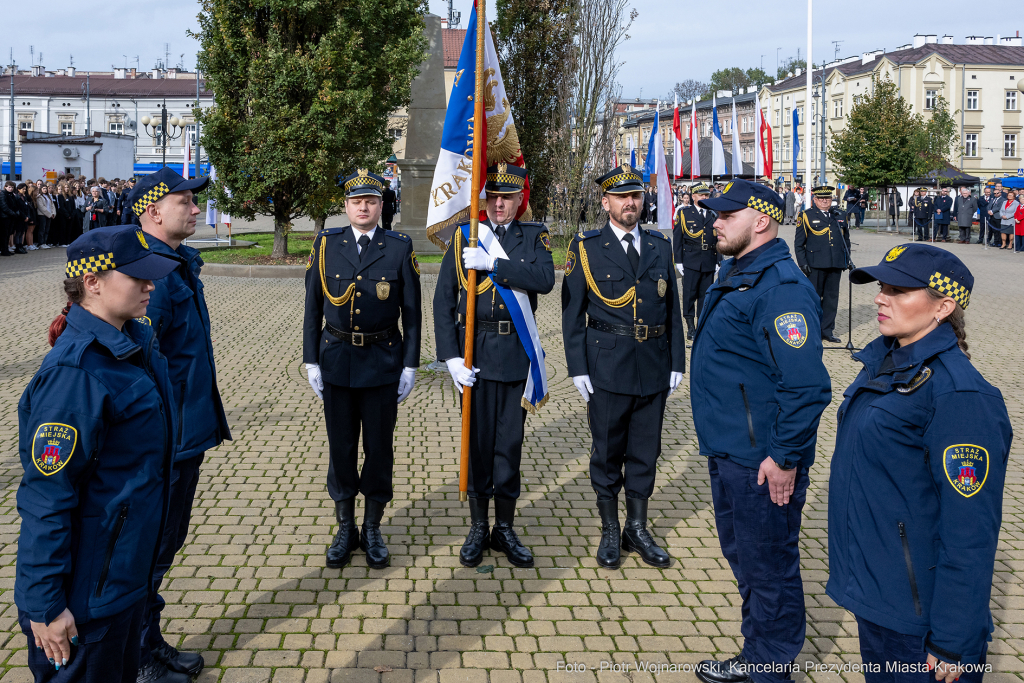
(272, 215, 290, 259)
(314, 216, 326, 233)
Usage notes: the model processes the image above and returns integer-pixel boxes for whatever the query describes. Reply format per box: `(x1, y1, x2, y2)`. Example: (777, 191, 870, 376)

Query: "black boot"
(360, 499, 390, 569)
(490, 498, 534, 568)
(135, 661, 191, 683)
(460, 498, 491, 567)
(595, 498, 621, 569)
(696, 654, 753, 683)
(685, 317, 695, 341)
(151, 641, 204, 676)
(621, 497, 670, 568)
(326, 498, 358, 569)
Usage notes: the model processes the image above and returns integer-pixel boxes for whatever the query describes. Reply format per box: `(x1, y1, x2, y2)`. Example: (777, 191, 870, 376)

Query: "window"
(783, 141, 791, 161)
(20, 120, 33, 131)
(774, 110, 779, 126)
(833, 99, 843, 118)
(773, 143, 779, 161)
(965, 133, 978, 157)
(185, 125, 197, 150)
(1006, 91, 1018, 111)
(966, 90, 979, 110)
(925, 90, 937, 109)
(1005, 134, 1018, 157)
(740, 117, 747, 134)
(108, 122, 124, 134)
(784, 108, 791, 126)
(61, 121, 74, 135)
(389, 128, 403, 140)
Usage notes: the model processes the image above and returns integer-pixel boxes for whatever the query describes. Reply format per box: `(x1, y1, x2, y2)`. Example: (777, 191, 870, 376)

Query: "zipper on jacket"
(95, 506, 129, 597)
(739, 384, 757, 447)
(898, 521, 922, 616)
(177, 381, 186, 444)
(762, 328, 779, 367)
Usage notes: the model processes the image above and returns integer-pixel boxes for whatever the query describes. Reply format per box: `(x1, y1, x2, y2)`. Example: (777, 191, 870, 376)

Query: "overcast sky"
(5, 0, 1008, 99)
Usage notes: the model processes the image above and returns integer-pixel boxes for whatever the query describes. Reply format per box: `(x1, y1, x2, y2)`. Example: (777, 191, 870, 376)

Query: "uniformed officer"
(794, 185, 852, 344)
(127, 168, 231, 682)
(829, 244, 1012, 683)
(672, 182, 720, 340)
(17, 226, 179, 682)
(303, 169, 422, 570)
(434, 163, 554, 569)
(689, 180, 832, 683)
(932, 186, 953, 242)
(910, 187, 935, 241)
(562, 164, 685, 570)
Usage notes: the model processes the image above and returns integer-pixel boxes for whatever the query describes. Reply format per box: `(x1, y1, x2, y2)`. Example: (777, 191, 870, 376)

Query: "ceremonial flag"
(628, 135, 636, 167)
(425, 1, 529, 248)
(183, 139, 191, 179)
(730, 97, 743, 177)
(689, 100, 700, 179)
(711, 95, 726, 177)
(672, 95, 683, 177)
(643, 105, 675, 233)
(792, 108, 800, 180)
(755, 92, 769, 178)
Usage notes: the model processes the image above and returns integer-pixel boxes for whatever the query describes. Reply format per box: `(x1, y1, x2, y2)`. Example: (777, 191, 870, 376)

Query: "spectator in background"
(997, 190, 1018, 250)
(381, 182, 398, 231)
(977, 186, 992, 244)
(0, 180, 20, 256)
(953, 186, 978, 244)
(85, 186, 107, 232)
(35, 185, 55, 249)
(679, 190, 692, 208)
(843, 185, 861, 226)
(1015, 198, 1024, 253)
(784, 186, 797, 224)
(887, 187, 902, 229)
(18, 184, 36, 252)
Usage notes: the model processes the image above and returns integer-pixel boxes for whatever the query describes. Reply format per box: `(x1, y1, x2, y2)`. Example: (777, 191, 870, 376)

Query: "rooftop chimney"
(114, 67, 126, 79)
(1001, 36, 1023, 46)
(31, 65, 44, 77)
(794, 68, 802, 76)
(941, 35, 954, 44)
(925, 34, 938, 44)
(67, 66, 75, 77)
(965, 35, 984, 45)
(130, 68, 137, 78)
(151, 68, 161, 79)
(913, 34, 927, 48)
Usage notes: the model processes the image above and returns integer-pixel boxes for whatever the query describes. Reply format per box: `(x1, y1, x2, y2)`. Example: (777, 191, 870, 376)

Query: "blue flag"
(642, 109, 660, 182)
(792, 108, 800, 179)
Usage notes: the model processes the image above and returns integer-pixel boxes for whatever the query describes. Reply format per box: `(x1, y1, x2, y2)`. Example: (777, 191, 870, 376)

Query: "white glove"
(445, 357, 479, 393)
(669, 371, 684, 396)
(397, 367, 417, 404)
(462, 246, 495, 272)
(305, 363, 323, 400)
(675, 263, 684, 277)
(572, 375, 594, 402)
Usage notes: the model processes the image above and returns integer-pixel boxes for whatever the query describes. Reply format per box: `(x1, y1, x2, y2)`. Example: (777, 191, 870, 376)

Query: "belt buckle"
(498, 320, 512, 335)
(635, 324, 648, 342)
(351, 332, 365, 347)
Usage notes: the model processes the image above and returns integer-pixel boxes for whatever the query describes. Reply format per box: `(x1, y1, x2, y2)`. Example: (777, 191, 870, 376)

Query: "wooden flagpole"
(459, 0, 487, 503)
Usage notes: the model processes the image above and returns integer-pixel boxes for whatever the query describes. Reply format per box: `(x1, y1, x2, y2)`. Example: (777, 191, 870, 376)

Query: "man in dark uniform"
(842, 185, 861, 226)
(562, 164, 685, 570)
(434, 163, 554, 569)
(690, 180, 831, 683)
(381, 182, 398, 231)
(672, 182, 720, 340)
(794, 185, 851, 344)
(911, 187, 934, 241)
(303, 169, 422, 570)
(933, 186, 953, 242)
(119, 177, 137, 225)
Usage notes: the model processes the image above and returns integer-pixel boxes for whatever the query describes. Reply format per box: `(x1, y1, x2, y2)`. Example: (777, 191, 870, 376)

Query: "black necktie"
(358, 234, 370, 261)
(622, 233, 639, 273)
(495, 224, 506, 241)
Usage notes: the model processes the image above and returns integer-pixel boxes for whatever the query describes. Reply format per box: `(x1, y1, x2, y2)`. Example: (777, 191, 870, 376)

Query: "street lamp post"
(140, 99, 184, 169)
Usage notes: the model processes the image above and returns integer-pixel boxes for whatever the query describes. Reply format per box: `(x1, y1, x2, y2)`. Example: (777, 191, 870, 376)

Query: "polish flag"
(755, 92, 770, 178)
(672, 95, 683, 177)
(689, 100, 700, 179)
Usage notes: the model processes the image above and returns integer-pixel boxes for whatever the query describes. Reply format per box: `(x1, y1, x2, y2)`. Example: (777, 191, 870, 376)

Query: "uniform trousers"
(20, 600, 145, 683)
(324, 381, 399, 504)
(382, 214, 394, 231)
(464, 377, 527, 500)
(913, 218, 930, 241)
(808, 267, 842, 337)
(855, 616, 987, 683)
(682, 268, 715, 320)
(140, 453, 205, 665)
(708, 457, 809, 683)
(587, 386, 667, 500)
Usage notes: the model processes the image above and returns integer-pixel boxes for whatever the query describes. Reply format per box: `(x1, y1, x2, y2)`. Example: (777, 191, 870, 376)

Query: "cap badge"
(357, 168, 369, 177)
(136, 229, 149, 250)
(497, 162, 508, 174)
(620, 164, 631, 174)
(724, 181, 734, 194)
(885, 245, 907, 262)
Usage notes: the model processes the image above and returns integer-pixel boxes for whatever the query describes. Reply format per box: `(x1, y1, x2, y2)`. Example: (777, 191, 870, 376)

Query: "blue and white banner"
(731, 97, 743, 176)
(711, 95, 726, 176)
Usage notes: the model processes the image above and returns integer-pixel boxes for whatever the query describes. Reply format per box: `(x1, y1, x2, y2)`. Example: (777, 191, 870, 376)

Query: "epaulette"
(577, 229, 602, 240)
(517, 221, 547, 230)
(318, 226, 347, 237)
(386, 231, 412, 242)
(645, 228, 671, 240)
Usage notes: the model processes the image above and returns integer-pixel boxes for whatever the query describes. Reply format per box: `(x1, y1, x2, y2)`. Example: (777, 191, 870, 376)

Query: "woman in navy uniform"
(16, 225, 179, 682)
(829, 244, 1012, 683)
(671, 182, 720, 339)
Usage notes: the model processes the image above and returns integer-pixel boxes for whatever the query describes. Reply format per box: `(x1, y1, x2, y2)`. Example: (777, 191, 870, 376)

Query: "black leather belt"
(325, 322, 397, 346)
(588, 317, 666, 342)
(458, 315, 513, 335)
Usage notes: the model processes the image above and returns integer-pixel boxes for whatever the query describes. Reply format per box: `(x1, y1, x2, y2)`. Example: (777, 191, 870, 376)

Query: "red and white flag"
(757, 92, 773, 179)
(689, 99, 701, 179)
(672, 95, 683, 177)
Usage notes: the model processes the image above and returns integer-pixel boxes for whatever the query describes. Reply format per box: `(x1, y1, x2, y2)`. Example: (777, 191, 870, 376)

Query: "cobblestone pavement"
(0, 230, 1021, 683)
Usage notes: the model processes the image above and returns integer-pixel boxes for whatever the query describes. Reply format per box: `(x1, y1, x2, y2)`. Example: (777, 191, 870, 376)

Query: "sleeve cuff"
(925, 635, 968, 665)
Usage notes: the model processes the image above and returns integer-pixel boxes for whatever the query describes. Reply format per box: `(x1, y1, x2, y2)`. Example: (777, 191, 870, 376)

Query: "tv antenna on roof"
(832, 40, 843, 61)
(446, 0, 461, 28)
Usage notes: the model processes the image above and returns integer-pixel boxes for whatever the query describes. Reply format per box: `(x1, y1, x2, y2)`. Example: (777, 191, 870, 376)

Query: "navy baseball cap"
(127, 167, 210, 218)
(698, 179, 784, 222)
(65, 225, 180, 281)
(851, 243, 973, 309)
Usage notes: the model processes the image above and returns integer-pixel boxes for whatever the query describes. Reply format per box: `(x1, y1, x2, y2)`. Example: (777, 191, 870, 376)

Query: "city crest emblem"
(32, 423, 78, 477)
(564, 250, 576, 276)
(136, 229, 149, 250)
(774, 312, 808, 349)
(943, 444, 989, 498)
(886, 245, 907, 262)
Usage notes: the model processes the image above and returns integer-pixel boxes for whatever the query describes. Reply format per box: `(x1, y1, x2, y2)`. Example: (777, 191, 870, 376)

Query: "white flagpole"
(805, 0, 813, 208)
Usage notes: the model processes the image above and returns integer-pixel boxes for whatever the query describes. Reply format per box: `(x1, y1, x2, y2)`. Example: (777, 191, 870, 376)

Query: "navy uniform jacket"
(146, 236, 231, 461)
(672, 205, 720, 272)
(434, 219, 554, 382)
(16, 305, 175, 625)
(933, 194, 954, 224)
(827, 325, 1012, 664)
(304, 225, 421, 387)
(562, 222, 686, 397)
(795, 206, 851, 270)
(689, 239, 831, 470)
(911, 195, 935, 221)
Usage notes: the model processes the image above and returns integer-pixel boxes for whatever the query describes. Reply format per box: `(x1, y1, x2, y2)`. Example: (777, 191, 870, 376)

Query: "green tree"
(494, 0, 577, 219)
(745, 67, 772, 89)
(776, 57, 806, 81)
(922, 95, 961, 183)
(194, 0, 427, 258)
(708, 67, 750, 95)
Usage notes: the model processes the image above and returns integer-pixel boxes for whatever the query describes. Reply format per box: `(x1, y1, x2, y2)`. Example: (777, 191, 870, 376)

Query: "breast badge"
(943, 444, 988, 497)
(657, 278, 667, 297)
(377, 281, 391, 300)
(565, 250, 576, 276)
(32, 423, 78, 476)
(774, 312, 808, 349)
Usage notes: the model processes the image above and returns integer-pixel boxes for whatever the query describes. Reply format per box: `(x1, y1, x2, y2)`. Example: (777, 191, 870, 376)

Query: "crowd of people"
(0, 175, 135, 256)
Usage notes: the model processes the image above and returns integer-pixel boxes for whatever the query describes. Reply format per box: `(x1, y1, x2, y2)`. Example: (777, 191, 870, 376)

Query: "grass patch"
(197, 231, 318, 265)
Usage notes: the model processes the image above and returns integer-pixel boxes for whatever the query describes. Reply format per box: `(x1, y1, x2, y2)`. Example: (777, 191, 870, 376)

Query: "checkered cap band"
(600, 171, 643, 191)
(66, 252, 116, 278)
(928, 271, 971, 309)
(486, 172, 526, 188)
(132, 182, 170, 216)
(747, 196, 783, 222)
(345, 176, 384, 192)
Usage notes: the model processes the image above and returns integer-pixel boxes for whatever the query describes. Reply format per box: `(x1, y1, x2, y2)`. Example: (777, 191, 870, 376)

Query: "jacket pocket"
(95, 507, 129, 598)
(739, 384, 756, 447)
(176, 381, 186, 445)
(762, 328, 779, 367)
(898, 521, 922, 616)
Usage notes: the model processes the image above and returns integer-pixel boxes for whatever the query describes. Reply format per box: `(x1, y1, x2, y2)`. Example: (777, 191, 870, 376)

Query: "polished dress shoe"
(151, 641, 204, 676)
(326, 498, 359, 568)
(136, 661, 191, 683)
(696, 654, 753, 683)
(360, 499, 390, 569)
(621, 498, 670, 567)
(823, 334, 842, 344)
(490, 498, 534, 568)
(595, 498, 621, 568)
(460, 497, 490, 567)
(684, 317, 695, 341)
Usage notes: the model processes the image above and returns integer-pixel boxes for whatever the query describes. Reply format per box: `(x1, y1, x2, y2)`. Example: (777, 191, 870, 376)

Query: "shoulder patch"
(386, 231, 411, 242)
(645, 228, 670, 240)
(774, 312, 808, 348)
(32, 423, 78, 476)
(540, 232, 552, 252)
(564, 249, 576, 275)
(943, 444, 988, 498)
(318, 226, 347, 236)
(411, 251, 420, 276)
(133, 316, 151, 326)
(306, 241, 316, 270)
(579, 229, 601, 240)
